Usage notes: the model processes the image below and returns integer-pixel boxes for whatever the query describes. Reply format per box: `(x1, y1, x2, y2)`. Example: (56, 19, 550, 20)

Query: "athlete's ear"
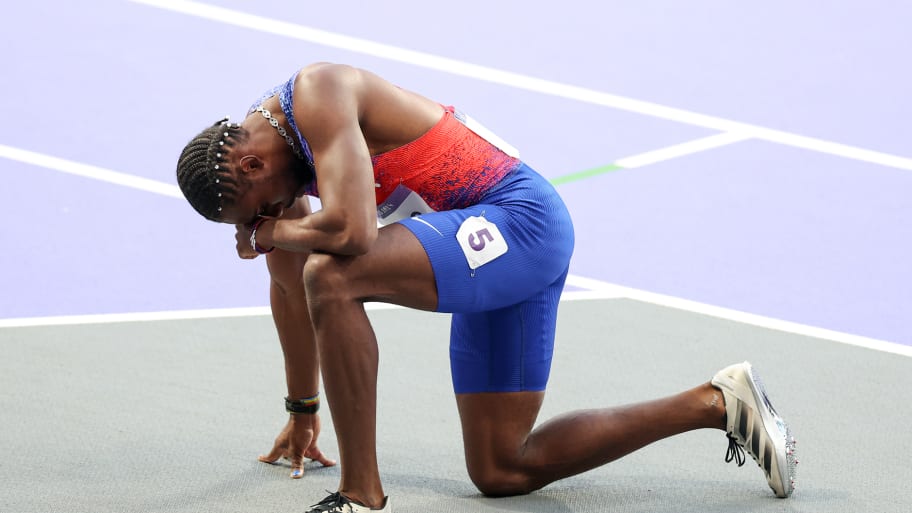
(239, 155, 264, 175)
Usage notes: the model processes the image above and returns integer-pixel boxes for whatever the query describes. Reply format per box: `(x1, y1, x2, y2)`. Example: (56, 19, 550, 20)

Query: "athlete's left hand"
(258, 413, 336, 478)
(235, 223, 260, 259)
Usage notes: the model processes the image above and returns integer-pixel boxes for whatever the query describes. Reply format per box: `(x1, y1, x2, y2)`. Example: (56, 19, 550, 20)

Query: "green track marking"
(549, 163, 624, 186)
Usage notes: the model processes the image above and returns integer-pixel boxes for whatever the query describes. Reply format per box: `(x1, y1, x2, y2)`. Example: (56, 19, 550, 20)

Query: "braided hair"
(176, 118, 247, 221)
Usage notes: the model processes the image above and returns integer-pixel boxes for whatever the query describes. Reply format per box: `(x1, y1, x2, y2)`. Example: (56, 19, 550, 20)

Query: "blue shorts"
(398, 163, 575, 394)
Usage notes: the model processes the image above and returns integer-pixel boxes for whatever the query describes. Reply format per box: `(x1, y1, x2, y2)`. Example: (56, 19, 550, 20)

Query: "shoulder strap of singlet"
(247, 83, 283, 116)
(276, 71, 315, 167)
(248, 70, 318, 195)
(248, 71, 316, 168)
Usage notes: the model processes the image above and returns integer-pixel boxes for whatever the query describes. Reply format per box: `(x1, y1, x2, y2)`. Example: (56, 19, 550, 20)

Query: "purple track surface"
(2, 0, 910, 345)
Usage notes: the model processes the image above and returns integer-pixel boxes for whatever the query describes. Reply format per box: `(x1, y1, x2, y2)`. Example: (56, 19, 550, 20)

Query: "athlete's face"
(219, 161, 308, 226)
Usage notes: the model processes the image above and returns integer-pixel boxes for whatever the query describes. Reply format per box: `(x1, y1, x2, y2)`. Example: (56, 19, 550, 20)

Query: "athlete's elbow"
(315, 208, 377, 255)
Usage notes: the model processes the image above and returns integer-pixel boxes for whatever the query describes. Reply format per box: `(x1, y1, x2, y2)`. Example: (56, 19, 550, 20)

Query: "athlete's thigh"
(335, 200, 556, 315)
(398, 209, 567, 314)
(311, 222, 439, 311)
(398, 167, 574, 314)
(449, 267, 568, 393)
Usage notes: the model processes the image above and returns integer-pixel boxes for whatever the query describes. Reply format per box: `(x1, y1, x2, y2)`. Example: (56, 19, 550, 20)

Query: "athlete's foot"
(711, 361, 797, 498)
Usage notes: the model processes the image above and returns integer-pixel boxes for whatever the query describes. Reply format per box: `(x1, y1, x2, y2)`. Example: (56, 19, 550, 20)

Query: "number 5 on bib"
(456, 216, 508, 270)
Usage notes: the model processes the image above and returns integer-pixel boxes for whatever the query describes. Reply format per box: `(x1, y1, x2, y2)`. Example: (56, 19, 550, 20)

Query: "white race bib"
(377, 184, 435, 226)
(456, 216, 508, 270)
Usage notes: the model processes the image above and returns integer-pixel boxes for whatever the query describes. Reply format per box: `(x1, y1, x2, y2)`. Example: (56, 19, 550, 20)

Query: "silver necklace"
(255, 106, 305, 161)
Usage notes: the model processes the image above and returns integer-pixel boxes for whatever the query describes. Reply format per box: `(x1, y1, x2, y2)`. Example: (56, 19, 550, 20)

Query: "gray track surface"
(1, 298, 908, 513)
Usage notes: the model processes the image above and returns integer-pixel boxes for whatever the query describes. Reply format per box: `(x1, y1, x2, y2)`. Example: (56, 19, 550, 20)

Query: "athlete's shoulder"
(288, 64, 365, 130)
(293, 63, 407, 122)
(293, 62, 364, 92)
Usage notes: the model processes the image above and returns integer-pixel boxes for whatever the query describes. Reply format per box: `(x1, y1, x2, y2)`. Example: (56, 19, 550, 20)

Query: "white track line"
(615, 132, 751, 169)
(2, 285, 907, 358)
(0, 303, 397, 328)
(564, 275, 912, 358)
(128, 0, 912, 172)
(0, 144, 182, 198)
(0, 307, 271, 328)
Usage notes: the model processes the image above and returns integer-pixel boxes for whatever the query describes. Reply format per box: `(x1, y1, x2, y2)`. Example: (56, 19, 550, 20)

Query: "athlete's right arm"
(259, 64, 379, 256)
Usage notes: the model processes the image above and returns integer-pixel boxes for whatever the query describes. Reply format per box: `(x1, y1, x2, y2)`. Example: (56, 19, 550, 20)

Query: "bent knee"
(301, 252, 352, 300)
(467, 464, 536, 497)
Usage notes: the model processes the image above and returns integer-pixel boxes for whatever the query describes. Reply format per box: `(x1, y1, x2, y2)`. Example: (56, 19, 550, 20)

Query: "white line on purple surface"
(127, 0, 912, 172)
(0, 144, 182, 198)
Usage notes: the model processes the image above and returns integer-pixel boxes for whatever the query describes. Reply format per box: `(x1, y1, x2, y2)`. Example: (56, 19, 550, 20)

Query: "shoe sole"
(744, 364, 797, 497)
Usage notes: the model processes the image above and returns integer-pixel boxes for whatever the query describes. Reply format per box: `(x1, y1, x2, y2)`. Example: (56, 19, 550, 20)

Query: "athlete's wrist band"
(285, 393, 320, 415)
(250, 218, 275, 254)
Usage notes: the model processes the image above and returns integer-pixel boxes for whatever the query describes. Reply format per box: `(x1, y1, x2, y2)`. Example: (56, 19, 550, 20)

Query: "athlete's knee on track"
(466, 459, 536, 497)
(463, 437, 545, 497)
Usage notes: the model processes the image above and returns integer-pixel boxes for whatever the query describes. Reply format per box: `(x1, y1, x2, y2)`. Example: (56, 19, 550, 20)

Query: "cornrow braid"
(176, 118, 247, 221)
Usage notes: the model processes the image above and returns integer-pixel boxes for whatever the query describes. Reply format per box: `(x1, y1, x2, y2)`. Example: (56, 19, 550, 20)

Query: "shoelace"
(308, 492, 351, 513)
(725, 433, 746, 467)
